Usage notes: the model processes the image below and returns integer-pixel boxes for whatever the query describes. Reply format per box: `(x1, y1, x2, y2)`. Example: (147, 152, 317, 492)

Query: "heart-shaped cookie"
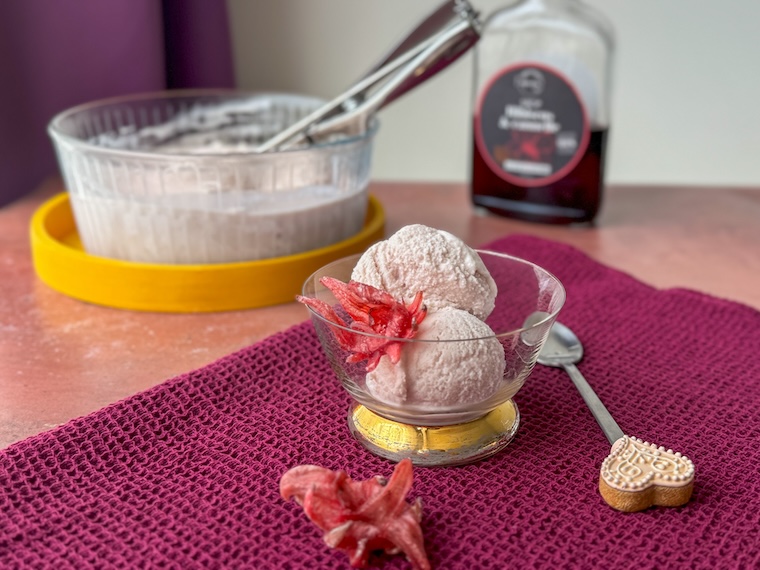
(599, 436, 695, 512)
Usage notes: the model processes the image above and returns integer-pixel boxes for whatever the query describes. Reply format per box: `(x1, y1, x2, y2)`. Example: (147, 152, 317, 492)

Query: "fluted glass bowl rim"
(47, 88, 380, 160)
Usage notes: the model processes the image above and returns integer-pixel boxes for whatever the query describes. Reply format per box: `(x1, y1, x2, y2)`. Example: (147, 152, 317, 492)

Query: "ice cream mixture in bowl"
(299, 225, 566, 466)
(48, 90, 376, 264)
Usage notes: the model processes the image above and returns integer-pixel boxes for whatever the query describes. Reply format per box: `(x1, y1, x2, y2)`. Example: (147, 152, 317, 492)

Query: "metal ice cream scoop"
(255, 0, 481, 152)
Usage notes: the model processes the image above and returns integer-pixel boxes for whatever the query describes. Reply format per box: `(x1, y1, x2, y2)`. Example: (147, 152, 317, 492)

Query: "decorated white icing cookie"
(599, 436, 695, 512)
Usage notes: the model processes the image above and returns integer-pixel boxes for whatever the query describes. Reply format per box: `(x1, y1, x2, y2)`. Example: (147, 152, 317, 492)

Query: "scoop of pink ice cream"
(365, 307, 505, 408)
(351, 224, 497, 320)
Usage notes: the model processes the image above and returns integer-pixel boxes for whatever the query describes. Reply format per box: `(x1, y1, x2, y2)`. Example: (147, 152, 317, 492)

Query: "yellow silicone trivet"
(30, 193, 385, 313)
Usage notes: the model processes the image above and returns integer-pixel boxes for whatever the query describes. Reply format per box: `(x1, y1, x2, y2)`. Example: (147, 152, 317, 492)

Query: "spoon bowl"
(536, 320, 584, 368)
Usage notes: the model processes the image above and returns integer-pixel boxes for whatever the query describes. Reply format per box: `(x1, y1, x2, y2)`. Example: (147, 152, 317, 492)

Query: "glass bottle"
(470, 0, 615, 224)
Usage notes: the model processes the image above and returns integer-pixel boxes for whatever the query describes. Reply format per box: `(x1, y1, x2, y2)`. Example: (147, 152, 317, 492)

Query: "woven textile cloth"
(2, 235, 759, 569)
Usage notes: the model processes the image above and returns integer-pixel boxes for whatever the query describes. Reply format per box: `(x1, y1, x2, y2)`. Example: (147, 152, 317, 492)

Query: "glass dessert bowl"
(300, 231, 566, 466)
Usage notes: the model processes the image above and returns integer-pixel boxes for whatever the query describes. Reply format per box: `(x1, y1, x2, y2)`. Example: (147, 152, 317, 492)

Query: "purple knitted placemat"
(2, 235, 759, 569)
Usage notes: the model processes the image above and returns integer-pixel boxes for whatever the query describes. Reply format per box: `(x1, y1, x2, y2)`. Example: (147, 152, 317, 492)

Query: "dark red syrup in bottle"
(471, 126, 608, 225)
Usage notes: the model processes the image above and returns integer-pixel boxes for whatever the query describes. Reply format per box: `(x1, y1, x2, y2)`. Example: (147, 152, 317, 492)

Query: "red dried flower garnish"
(297, 277, 427, 372)
(280, 459, 430, 570)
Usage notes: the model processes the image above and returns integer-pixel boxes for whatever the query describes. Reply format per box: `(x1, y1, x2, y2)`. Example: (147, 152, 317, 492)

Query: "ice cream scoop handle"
(562, 362, 625, 445)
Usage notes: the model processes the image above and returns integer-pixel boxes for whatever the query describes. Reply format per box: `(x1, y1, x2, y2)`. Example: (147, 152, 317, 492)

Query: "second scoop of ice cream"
(365, 307, 505, 408)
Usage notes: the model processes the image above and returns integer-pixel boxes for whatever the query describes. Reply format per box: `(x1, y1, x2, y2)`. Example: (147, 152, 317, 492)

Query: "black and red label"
(474, 63, 589, 187)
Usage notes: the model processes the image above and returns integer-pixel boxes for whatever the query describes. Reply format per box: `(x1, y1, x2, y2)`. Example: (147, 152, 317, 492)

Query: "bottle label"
(474, 63, 589, 187)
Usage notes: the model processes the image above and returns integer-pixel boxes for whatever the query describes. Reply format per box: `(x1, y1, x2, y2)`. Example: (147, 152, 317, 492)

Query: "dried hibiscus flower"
(296, 277, 427, 372)
(279, 459, 430, 570)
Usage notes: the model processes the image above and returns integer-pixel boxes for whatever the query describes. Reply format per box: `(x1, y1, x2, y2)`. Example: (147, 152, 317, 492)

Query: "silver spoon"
(537, 321, 624, 444)
(535, 320, 695, 512)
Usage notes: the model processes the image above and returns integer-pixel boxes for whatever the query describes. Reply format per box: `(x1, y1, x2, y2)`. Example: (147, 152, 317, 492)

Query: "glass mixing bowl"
(301, 250, 566, 466)
(48, 90, 377, 264)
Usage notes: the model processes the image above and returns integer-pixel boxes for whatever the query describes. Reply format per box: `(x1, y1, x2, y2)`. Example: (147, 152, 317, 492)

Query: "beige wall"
(228, 0, 760, 187)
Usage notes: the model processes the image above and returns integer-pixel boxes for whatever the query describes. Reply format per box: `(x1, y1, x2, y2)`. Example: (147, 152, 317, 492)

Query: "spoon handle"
(562, 362, 625, 444)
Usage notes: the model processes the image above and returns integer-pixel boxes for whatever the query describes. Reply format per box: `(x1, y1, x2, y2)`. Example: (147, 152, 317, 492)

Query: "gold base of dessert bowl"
(348, 400, 520, 466)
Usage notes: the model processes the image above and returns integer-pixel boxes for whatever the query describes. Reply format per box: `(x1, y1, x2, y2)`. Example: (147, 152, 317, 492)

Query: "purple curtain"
(0, 0, 236, 208)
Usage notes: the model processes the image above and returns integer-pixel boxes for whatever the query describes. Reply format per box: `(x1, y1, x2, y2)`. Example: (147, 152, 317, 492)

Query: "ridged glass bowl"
(48, 90, 377, 265)
(301, 250, 566, 466)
